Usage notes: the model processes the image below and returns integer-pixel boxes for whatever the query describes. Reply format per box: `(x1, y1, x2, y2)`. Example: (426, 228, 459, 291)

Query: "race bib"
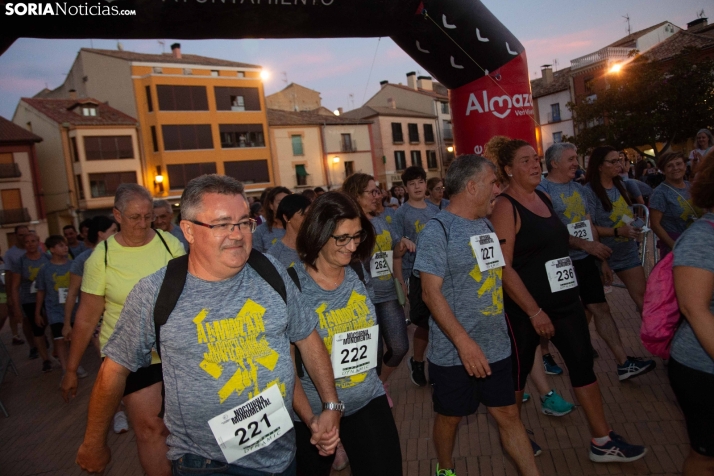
(30, 281, 37, 294)
(470, 233, 505, 271)
(567, 220, 593, 241)
(331, 324, 379, 379)
(208, 385, 293, 464)
(370, 250, 393, 278)
(545, 257, 578, 293)
(59, 288, 68, 304)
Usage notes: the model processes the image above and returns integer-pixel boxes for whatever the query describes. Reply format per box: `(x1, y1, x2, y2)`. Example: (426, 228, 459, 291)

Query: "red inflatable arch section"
(0, 0, 536, 155)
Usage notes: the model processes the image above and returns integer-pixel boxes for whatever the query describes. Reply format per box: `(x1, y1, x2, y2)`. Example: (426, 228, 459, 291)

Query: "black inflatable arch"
(1, 0, 536, 155)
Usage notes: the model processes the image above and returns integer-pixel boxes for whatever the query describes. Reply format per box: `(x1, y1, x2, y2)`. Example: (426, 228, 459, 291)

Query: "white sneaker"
(332, 444, 349, 471)
(77, 366, 89, 379)
(113, 411, 129, 434)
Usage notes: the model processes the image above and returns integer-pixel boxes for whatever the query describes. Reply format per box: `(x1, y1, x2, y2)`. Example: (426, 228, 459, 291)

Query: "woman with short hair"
(253, 186, 291, 252)
(426, 177, 449, 210)
(669, 154, 714, 476)
(292, 192, 402, 476)
(268, 193, 311, 269)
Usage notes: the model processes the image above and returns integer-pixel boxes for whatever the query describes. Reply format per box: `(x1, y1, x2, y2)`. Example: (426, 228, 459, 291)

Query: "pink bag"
(641, 220, 714, 359)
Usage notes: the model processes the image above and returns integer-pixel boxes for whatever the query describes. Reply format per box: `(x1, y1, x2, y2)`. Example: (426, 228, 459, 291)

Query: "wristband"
(529, 308, 542, 319)
(613, 228, 619, 237)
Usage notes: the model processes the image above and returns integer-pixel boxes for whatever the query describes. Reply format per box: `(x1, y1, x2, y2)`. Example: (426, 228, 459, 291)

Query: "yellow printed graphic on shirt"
(561, 191, 587, 223)
(609, 195, 633, 242)
(469, 241, 504, 316)
(271, 238, 278, 245)
(385, 215, 392, 224)
(414, 220, 426, 234)
(52, 271, 70, 291)
(194, 299, 285, 404)
(315, 290, 375, 389)
(373, 229, 393, 282)
(677, 196, 701, 225)
(27, 264, 43, 282)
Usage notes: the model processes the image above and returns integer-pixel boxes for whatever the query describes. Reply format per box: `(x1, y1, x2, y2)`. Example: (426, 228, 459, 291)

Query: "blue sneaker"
(618, 357, 656, 381)
(589, 431, 647, 463)
(540, 389, 575, 416)
(543, 354, 563, 375)
(526, 429, 542, 457)
(522, 393, 530, 403)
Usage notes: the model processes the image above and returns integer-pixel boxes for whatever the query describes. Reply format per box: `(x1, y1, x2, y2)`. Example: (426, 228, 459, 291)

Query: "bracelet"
(613, 228, 619, 237)
(529, 308, 542, 319)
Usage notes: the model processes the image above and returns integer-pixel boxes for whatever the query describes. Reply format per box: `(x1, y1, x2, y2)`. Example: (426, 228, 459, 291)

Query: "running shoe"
(589, 431, 647, 463)
(408, 357, 427, 387)
(540, 390, 575, 416)
(11, 335, 24, 345)
(526, 429, 542, 457)
(383, 382, 393, 408)
(332, 444, 349, 471)
(543, 354, 563, 375)
(435, 465, 457, 476)
(113, 411, 129, 434)
(77, 366, 89, 379)
(42, 360, 52, 373)
(617, 357, 656, 381)
(29, 347, 38, 360)
(522, 393, 530, 403)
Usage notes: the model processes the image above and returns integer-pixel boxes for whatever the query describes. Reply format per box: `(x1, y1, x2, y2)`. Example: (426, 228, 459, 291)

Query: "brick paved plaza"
(0, 284, 689, 476)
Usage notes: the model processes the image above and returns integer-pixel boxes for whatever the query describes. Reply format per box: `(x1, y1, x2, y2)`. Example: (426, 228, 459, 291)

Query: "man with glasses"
(154, 199, 189, 251)
(4, 225, 36, 355)
(76, 175, 340, 476)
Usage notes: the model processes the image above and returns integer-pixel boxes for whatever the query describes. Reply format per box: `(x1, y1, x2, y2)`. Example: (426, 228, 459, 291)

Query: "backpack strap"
(247, 249, 287, 304)
(285, 266, 306, 378)
(286, 266, 301, 291)
(104, 240, 108, 267)
(155, 230, 175, 258)
(349, 262, 366, 285)
(153, 255, 189, 360)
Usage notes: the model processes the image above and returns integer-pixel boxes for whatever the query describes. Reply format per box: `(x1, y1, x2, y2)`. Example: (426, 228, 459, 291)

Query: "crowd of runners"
(1, 128, 713, 476)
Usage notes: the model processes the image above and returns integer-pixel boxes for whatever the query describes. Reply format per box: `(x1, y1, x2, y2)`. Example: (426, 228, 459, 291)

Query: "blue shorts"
(429, 357, 515, 416)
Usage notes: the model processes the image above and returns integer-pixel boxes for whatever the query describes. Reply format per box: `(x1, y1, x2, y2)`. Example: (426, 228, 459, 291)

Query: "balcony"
(0, 208, 30, 225)
(442, 128, 453, 141)
(571, 47, 634, 70)
(0, 163, 21, 179)
(340, 140, 358, 153)
(547, 112, 562, 124)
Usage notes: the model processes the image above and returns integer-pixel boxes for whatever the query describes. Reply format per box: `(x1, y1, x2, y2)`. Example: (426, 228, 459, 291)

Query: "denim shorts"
(172, 453, 296, 476)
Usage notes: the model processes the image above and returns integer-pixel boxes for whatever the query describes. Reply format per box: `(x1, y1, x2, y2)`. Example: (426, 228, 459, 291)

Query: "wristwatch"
(322, 401, 345, 414)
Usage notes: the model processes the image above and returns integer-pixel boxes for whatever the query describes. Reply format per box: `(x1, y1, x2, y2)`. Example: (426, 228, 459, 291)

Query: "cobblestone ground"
(0, 284, 687, 476)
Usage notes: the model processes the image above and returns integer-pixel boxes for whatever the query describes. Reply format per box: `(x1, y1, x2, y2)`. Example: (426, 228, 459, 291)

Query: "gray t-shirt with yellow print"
(267, 240, 300, 270)
(367, 215, 400, 304)
(537, 178, 592, 261)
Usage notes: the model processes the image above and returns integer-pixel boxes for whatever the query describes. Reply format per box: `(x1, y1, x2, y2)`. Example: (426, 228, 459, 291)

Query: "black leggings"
(375, 299, 409, 368)
(295, 395, 402, 476)
(506, 300, 596, 390)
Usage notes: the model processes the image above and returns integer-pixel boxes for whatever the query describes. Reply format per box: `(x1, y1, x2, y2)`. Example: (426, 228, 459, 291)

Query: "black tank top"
(501, 190, 580, 312)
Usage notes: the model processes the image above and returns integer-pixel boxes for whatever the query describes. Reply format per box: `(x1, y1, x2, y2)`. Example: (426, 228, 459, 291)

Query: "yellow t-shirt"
(81, 230, 186, 363)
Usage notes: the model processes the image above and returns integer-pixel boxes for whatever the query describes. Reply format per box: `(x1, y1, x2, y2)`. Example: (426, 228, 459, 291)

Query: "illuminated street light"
(609, 63, 622, 74)
(332, 156, 340, 163)
(333, 109, 341, 116)
(447, 146, 454, 153)
(260, 70, 270, 80)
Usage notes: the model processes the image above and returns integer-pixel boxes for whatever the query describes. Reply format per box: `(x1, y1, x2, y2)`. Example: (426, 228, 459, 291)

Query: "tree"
(567, 48, 714, 158)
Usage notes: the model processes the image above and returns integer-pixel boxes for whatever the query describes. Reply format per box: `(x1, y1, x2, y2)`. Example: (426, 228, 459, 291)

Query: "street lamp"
(260, 70, 270, 81)
(332, 156, 340, 163)
(609, 63, 622, 74)
(447, 146, 454, 153)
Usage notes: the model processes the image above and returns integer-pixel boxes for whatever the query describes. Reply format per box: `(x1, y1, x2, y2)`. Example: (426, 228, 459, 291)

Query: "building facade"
(0, 117, 48, 250)
(530, 66, 574, 156)
(266, 83, 322, 112)
(13, 97, 143, 231)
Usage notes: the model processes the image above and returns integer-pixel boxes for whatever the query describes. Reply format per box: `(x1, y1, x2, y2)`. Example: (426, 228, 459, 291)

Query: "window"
(162, 125, 213, 151)
(83, 136, 134, 160)
(237, 71, 245, 78)
(219, 124, 265, 148)
(442, 120, 453, 140)
(408, 123, 420, 143)
(394, 151, 406, 171)
(341, 133, 353, 152)
(550, 103, 561, 123)
(584, 76, 596, 94)
(231, 96, 245, 111)
(75, 175, 84, 200)
(211, 70, 219, 77)
(156, 85, 208, 111)
(295, 164, 308, 186)
(214, 87, 261, 111)
(183, 68, 192, 75)
(441, 102, 449, 114)
(423, 124, 435, 143)
(344, 161, 354, 177)
(167, 163, 217, 190)
(427, 150, 438, 169)
(553, 132, 563, 143)
(291, 135, 304, 155)
(146, 86, 153, 112)
(391, 123, 404, 143)
(410, 150, 422, 167)
(81, 107, 97, 117)
(151, 126, 158, 152)
(89, 172, 137, 198)
(224, 160, 270, 184)
(71, 137, 79, 162)
(153, 67, 163, 74)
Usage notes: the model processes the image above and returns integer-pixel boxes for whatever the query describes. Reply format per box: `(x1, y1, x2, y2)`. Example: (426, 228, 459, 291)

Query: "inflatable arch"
(1, 0, 536, 156)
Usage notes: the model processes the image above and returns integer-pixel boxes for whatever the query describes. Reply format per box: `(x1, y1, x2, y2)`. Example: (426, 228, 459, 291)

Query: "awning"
(296, 164, 309, 177)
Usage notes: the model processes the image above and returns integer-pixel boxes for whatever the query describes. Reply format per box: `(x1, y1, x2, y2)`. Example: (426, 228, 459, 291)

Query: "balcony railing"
(0, 163, 21, 179)
(571, 47, 634, 70)
(547, 112, 561, 124)
(340, 140, 357, 153)
(442, 128, 453, 141)
(0, 208, 30, 225)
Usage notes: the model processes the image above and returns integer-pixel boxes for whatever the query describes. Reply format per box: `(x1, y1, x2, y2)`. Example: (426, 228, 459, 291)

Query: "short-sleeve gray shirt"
(169, 225, 189, 252)
(413, 211, 510, 366)
(670, 213, 714, 375)
(537, 178, 592, 261)
(267, 240, 300, 269)
(394, 202, 439, 278)
(649, 182, 700, 235)
(70, 248, 93, 277)
(367, 215, 400, 304)
(103, 255, 317, 472)
(253, 224, 286, 253)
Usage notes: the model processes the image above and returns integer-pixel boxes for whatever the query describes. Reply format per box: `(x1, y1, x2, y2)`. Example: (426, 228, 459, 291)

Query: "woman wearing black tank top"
(490, 140, 646, 464)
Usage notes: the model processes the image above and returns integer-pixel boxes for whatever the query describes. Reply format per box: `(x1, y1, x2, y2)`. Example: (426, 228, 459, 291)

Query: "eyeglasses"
(190, 219, 257, 237)
(432, 186, 444, 192)
(363, 189, 381, 197)
(331, 229, 367, 247)
(123, 213, 155, 223)
(604, 159, 623, 165)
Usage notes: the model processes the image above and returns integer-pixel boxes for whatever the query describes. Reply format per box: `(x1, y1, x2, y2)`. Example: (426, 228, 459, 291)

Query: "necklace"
(313, 266, 344, 290)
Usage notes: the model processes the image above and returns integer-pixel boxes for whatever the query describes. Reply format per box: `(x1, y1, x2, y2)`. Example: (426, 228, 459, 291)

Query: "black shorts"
(429, 357, 515, 416)
(124, 363, 163, 397)
(572, 255, 606, 305)
(23, 303, 45, 337)
(50, 323, 64, 340)
(506, 300, 596, 390)
(669, 358, 714, 457)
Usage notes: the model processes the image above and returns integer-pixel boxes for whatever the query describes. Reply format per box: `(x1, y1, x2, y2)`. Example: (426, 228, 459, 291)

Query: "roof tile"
(20, 98, 138, 126)
(0, 116, 42, 143)
(82, 48, 260, 69)
(530, 67, 571, 99)
(267, 109, 372, 126)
